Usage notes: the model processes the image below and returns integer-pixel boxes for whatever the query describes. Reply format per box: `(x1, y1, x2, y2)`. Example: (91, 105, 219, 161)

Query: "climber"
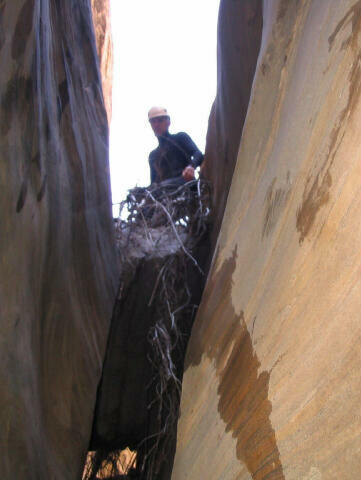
(148, 106, 204, 186)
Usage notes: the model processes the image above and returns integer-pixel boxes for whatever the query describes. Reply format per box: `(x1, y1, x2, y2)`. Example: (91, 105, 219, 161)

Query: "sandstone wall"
(0, 1, 118, 478)
(91, 0, 113, 122)
(173, 1, 361, 478)
(202, 0, 262, 248)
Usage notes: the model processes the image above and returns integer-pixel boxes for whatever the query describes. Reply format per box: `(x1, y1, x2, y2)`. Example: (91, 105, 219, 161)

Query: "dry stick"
(147, 263, 167, 307)
(145, 190, 203, 274)
(197, 178, 203, 214)
(139, 207, 156, 248)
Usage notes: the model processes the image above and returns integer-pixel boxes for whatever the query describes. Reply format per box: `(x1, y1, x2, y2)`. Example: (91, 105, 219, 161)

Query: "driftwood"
(84, 180, 211, 480)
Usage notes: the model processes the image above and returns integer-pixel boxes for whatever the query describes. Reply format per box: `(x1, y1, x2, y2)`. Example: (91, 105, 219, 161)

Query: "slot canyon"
(0, 1, 360, 479)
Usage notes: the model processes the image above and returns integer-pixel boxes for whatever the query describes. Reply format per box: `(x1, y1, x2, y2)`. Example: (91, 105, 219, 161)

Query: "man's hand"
(182, 165, 195, 181)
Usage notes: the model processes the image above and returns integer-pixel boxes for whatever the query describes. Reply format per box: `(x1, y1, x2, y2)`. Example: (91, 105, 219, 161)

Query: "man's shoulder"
(171, 131, 192, 144)
(149, 147, 160, 161)
(173, 131, 190, 139)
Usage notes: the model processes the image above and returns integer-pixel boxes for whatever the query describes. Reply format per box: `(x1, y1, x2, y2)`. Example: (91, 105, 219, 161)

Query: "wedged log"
(202, 0, 263, 247)
(89, 184, 211, 479)
(91, 0, 113, 123)
(174, 1, 361, 478)
(90, 256, 191, 479)
(0, 1, 118, 479)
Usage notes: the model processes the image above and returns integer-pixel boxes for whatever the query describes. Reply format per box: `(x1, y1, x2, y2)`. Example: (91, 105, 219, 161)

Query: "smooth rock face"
(202, 0, 263, 247)
(91, 0, 113, 122)
(173, 1, 361, 478)
(0, 1, 118, 479)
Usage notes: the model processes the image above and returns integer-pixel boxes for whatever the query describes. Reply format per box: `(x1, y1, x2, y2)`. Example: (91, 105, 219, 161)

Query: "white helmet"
(148, 106, 170, 120)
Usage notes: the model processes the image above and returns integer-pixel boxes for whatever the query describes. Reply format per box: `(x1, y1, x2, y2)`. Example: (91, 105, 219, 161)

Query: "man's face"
(149, 116, 170, 137)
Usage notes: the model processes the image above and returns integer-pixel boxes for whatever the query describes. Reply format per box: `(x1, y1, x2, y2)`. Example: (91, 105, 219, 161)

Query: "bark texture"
(0, 1, 118, 478)
(174, 1, 361, 478)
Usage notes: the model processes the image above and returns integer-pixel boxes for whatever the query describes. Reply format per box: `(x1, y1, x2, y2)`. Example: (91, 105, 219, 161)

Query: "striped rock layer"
(0, 1, 118, 478)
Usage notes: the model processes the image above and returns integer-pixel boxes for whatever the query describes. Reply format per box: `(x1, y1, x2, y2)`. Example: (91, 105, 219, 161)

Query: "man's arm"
(149, 154, 158, 184)
(176, 132, 204, 168)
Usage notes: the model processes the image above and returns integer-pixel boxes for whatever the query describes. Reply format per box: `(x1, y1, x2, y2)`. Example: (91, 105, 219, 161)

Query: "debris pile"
(84, 180, 211, 480)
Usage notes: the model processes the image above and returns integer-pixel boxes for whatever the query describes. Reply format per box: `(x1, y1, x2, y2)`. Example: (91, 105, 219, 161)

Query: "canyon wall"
(174, 1, 361, 478)
(202, 0, 263, 246)
(0, 1, 118, 478)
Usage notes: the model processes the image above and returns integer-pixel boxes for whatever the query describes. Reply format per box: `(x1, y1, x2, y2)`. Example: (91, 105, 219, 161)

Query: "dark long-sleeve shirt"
(149, 131, 203, 184)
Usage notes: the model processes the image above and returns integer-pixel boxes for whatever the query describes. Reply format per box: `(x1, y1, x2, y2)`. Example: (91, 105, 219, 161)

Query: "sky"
(109, 0, 220, 216)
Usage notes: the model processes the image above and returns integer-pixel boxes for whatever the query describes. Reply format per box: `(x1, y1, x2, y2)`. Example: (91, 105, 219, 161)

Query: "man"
(148, 106, 204, 186)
